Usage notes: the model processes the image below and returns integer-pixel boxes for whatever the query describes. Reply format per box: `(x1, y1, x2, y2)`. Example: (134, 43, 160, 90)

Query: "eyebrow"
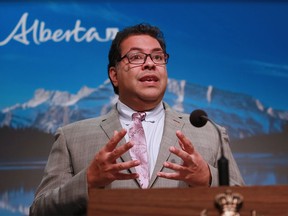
(126, 47, 163, 53)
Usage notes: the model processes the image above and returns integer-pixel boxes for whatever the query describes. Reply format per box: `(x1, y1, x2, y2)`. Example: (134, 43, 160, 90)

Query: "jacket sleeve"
(210, 126, 245, 187)
(29, 127, 88, 216)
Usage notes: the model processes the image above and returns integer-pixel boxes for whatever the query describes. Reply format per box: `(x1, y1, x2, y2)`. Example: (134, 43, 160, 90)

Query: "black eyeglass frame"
(118, 51, 169, 65)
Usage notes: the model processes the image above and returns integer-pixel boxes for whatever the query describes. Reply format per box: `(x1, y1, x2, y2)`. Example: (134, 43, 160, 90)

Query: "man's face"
(109, 35, 168, 111)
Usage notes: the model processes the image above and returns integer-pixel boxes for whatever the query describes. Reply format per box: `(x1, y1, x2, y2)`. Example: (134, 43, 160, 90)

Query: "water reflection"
(0, 188, 33, 216)
(0, 161, 45, 216)
(234, 153, 288, 185)
(0, 155, 288, 215)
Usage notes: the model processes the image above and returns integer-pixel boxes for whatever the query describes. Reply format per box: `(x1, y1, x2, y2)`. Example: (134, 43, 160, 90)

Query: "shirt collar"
(117, 100, 164, 123)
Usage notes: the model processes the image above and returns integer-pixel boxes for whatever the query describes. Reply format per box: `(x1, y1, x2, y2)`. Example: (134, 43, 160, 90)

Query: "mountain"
(1, 78, 287, 140)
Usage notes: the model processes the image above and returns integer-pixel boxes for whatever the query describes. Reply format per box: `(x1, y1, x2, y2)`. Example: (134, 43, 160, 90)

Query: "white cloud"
(245, 60, 288, 79)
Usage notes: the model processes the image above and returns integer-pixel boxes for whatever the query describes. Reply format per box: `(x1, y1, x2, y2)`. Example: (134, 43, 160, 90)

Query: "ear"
(109, 67, 118, 87)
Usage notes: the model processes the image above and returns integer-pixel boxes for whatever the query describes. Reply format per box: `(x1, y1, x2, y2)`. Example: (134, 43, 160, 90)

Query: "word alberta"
(0, 12, 119, 46)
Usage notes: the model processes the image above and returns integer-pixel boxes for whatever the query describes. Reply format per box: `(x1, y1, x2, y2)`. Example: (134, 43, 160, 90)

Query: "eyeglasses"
(118, 51, 169, 65)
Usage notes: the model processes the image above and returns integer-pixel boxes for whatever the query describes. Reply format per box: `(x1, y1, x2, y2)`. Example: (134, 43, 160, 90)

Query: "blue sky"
(1, 1, 288, 110)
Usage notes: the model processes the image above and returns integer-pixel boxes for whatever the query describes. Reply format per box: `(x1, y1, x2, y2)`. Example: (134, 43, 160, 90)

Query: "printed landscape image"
(1, 79, 288, 215)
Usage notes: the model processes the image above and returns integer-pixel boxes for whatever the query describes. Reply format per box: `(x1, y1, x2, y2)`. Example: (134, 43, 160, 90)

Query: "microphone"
(189, 109, 229, 186)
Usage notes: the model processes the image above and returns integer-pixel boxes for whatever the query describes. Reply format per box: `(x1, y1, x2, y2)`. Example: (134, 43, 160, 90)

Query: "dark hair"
(108, 23, 167, 94)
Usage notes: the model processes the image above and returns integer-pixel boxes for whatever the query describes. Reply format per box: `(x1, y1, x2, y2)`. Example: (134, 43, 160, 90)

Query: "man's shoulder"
(67, 117, 102, 127)
(59, 107, 117, 131)
(163, 102, 190, 119)
(56, 117, 101, 134)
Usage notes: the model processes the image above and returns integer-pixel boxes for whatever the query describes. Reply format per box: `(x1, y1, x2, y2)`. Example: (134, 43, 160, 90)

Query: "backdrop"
(1, 1, 288, 215)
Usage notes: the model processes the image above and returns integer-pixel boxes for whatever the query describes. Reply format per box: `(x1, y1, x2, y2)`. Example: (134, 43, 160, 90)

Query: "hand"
(87, 129, 140, 190)
(157, 130, 211, 187)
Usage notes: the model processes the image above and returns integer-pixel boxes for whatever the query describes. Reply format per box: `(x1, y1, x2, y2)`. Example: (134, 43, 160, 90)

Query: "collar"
(117, 100, 164, 123)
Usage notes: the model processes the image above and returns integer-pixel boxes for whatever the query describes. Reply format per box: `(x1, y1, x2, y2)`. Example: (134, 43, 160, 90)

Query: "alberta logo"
(0, 12, 119, 46)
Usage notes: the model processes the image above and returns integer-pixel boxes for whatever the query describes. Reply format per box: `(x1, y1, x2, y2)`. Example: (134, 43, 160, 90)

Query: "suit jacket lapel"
(99, 106, 133, 162)
(99, 105, 139, 185)
(149, 103, 185, 187)
(99, 103, 186, 188)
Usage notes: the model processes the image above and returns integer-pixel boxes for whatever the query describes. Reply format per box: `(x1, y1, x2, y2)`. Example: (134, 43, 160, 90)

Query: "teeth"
(142, 76, 157, 81)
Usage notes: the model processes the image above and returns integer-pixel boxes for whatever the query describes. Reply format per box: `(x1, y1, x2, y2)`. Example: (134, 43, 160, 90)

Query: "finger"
(106, 160, 141, 173)
(105, 128, 127, 152)
(157, 171, 180, 180)
(114, 172, 139, 180)
(176, 130, 195, 154)
(169, 146, 195, 166)
(163, 161, 187, 172)
(107, 141, 134, 162)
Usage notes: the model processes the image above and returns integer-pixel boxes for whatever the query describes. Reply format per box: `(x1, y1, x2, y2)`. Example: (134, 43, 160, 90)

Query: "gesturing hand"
(87, 129, 140, 190)
(157, 130, 211, 187)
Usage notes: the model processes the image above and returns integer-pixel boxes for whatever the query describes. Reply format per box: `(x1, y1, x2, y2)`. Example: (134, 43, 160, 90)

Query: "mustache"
(124, 64, 166, 70)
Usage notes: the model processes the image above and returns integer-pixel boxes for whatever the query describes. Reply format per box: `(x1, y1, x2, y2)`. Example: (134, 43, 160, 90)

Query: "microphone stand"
(202, 116, 229, 186)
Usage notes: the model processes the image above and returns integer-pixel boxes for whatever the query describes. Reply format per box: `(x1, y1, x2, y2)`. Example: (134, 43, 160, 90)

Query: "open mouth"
(139, 75, 159, 82)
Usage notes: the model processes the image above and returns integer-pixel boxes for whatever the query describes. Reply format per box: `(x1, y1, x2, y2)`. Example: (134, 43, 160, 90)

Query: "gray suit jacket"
(30, 102, 244, 215)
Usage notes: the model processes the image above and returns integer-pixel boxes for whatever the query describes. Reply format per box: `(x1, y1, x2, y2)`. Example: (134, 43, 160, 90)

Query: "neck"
(119, 98, 162, 112)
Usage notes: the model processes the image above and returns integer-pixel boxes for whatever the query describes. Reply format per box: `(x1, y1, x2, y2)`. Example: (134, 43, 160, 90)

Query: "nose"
(142, 55, 156, 69)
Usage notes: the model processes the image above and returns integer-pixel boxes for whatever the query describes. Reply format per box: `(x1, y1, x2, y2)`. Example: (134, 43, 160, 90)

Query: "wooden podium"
(88, 185, 288, 216)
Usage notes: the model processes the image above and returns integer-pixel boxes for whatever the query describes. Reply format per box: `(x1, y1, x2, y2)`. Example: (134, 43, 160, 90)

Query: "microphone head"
(189, 109, 208, 128)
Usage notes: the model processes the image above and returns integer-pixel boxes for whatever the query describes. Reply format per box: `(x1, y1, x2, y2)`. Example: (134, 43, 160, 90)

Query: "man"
(30, 23, 244, 216)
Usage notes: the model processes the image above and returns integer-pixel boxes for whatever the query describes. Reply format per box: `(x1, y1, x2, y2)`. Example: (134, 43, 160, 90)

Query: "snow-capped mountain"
(1, 78, 287, 140)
